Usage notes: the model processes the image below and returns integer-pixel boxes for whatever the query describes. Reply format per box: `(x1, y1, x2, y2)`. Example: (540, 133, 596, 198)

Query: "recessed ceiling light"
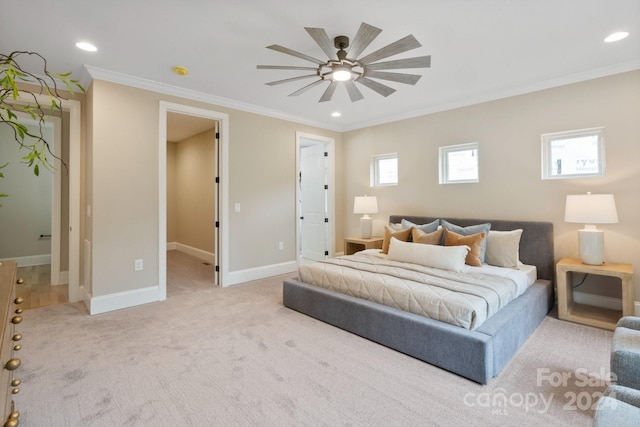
(331, 112, 341, 117)
(75, 42, 97, 52)
(604, 31, 629, 43)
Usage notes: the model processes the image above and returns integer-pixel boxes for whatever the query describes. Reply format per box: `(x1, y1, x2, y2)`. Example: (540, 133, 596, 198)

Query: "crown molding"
(80, 60, 640, 134)
(342, 59, 640, 132)
(81, 65, 342, 132)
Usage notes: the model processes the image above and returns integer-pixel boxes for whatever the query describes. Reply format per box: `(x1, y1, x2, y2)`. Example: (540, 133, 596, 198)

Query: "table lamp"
(564, 192, 618, 265)
(353, 195, 378, 239)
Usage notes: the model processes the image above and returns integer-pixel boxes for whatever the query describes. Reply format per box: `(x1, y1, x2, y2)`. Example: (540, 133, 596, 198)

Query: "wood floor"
(16, 265, 69, 310)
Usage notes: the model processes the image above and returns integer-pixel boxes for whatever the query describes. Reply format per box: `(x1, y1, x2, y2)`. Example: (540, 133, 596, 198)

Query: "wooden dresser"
(0, 261, 23, 427)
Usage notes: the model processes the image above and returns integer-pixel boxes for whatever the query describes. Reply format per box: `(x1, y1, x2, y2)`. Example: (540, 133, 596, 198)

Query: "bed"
(283, 216, 555, 384)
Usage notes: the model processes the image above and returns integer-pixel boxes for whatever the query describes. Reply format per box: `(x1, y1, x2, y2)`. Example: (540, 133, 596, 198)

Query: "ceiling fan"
(257, 22, 431, 103)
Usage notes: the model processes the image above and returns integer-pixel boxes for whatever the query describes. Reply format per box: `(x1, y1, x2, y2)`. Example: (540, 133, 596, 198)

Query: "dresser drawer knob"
(16, 278, 24, 285)
(10, 316, 22, 325)
(4, 358, 20, 371)
(10, 379, 20, 387)
(13, 345, 21, 352)
(14, 297, 23, 305)
(4, 418, 19, 427)
(12, 334, 21, 342)
(14, 309, 23, 315)
(10, 387, 19, 395)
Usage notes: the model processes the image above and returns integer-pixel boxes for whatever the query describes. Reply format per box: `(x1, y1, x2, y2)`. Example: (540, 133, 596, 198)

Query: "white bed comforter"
(297, 252, 535, 330)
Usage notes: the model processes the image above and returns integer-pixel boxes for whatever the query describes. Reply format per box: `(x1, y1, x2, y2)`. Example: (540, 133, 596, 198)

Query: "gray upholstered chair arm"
(617, 316, 640, 331)
(605, 384, 640, 407)
(594, 386, 640, 427)
(611, 322, 640, 390)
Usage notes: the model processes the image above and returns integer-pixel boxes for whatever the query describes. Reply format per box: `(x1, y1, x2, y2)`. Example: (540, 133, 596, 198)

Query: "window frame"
(438, 142, 479, 184)
(541, 127, 605, 180)
(371, 153, 398, 187)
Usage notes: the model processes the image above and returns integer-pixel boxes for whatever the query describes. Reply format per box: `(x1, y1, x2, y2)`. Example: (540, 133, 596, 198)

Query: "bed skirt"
(283, 277, 553, 384)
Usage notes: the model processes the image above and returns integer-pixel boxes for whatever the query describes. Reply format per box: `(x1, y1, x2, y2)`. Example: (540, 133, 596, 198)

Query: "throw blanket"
(298, 253, 520, 329)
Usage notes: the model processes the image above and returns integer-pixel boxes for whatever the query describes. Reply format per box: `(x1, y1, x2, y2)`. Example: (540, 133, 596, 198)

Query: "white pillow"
(387, 237, 469, 272)
(485, 229, 523, 268)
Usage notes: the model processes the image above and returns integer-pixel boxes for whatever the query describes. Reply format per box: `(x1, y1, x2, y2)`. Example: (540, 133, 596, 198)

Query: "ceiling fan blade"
(289, 79, 326, 96)
(265, 74, 319, 86)
(257, 65, 319, 71)
(344, 81, 364, 102)
(365, 56, 431, 70)
(319, 81, 338, 102)
(347, 22, 382, 60)
(365, 71, 422, 85)
(356, 77, 396, 97)
(358, 35, 422, 65)
(266, 44, 325, 65)
(305, 27, 336, 59)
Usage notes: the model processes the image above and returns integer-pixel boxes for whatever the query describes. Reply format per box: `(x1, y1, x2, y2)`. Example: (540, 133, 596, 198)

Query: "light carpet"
(16, 254, 614, 426)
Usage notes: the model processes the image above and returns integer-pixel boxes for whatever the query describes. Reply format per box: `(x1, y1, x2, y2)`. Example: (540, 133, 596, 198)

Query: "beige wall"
(84, 71, 640, 306)
(86, 79, 342, 297)
(343, 70, 640, 300)
(168, 129, 216, 253)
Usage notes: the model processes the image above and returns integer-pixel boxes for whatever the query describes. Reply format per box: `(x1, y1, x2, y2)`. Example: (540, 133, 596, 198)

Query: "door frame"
(6, 94, 81, 301)
(158, 101, 230, 298)
(295, 131, 335, 263)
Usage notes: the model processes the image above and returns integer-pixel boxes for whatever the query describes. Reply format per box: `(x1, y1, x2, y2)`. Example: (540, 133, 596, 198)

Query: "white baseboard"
(225, 261, 297, 286)
(88, 285, 160, 315)
(168, 242, 215, 264)
(0, 254, 51, 267)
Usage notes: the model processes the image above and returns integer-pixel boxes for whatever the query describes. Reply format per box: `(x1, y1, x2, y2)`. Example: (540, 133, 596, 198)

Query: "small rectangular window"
(371, 153, 398, 186)
(541, 128, 604, 179)
(439, 143, 479, 184)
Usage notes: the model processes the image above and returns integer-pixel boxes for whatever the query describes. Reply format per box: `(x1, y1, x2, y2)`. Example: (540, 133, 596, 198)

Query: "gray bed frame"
(283, 216, 555, 384)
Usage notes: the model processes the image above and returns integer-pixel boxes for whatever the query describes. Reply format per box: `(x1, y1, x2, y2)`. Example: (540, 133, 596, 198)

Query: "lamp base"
(578, 228, 604, 265)
(360, 216, 373, 239)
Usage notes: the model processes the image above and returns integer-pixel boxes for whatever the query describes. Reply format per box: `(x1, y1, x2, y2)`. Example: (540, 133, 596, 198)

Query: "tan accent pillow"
(412, 228, 444, 245)
(444, 229, 485, 266)
(382, 226, 412, 254)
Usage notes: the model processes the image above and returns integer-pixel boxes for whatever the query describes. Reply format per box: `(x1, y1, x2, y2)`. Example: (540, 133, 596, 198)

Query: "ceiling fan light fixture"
(332, 64, 352, 82)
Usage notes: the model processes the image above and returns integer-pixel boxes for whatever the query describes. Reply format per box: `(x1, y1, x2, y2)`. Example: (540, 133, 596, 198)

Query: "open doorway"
(158, 101, 230, 299)
(166, 113, 217, 295)
(296, 132, 335, 264)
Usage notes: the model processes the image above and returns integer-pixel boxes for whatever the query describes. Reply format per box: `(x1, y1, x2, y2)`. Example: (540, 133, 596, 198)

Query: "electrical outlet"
(234, 203, 241, 213)
(278, 242, 284, 250)
(134, 259, 143, 271)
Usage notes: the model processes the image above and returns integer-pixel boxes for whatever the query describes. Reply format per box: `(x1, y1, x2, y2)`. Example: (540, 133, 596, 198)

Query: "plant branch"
(0, 50, 83, 193)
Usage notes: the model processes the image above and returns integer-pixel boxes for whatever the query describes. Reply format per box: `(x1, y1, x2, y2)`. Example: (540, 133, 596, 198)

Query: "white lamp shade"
(564, 193, 618, 224)
(565, 193, 618, 265)
(353, 196, 378, 215)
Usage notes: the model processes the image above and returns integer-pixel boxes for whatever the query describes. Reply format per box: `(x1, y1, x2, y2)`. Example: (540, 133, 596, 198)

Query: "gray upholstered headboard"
(388, 215, 555, 282)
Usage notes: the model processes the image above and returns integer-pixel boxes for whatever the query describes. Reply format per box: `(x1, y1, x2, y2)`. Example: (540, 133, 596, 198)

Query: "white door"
(300, 142, 327, 261)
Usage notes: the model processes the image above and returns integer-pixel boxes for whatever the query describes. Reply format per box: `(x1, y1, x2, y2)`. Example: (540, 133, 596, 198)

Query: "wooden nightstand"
(556, 257, 634, 330)
(344, 237, 384, 255)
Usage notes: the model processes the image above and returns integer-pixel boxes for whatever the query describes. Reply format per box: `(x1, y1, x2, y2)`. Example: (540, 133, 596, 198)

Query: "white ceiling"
(3, 0, 639, 132)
